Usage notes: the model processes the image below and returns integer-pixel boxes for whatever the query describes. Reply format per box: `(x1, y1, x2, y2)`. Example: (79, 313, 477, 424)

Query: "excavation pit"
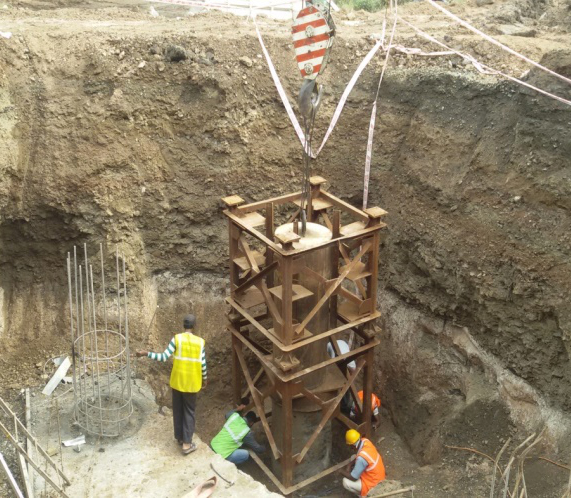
(0, 1, 570, 497)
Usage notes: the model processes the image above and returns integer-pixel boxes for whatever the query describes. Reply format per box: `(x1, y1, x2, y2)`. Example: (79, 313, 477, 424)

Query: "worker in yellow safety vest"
(137, 314, 207, 455)
(340, 429, 386, 496)
(210, 400, 266, 465)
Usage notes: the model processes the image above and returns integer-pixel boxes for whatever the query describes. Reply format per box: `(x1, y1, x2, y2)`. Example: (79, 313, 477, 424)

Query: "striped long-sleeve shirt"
(147, 336, 207, 380)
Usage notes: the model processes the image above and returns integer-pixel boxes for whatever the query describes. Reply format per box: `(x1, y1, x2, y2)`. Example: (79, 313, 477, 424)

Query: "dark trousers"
(172, 389, 197, 444)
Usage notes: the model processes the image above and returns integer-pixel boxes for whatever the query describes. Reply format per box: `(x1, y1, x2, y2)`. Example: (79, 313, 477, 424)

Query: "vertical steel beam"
(281, 380, 294, 489)
(362, 345, 374, 438)
(231, 333, 242, 406)
(281, 255, 293, 345)
(265, 202, 275, 288)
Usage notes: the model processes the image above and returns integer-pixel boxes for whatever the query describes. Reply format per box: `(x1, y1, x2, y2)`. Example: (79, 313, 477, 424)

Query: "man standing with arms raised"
(137, 314, 207, 455)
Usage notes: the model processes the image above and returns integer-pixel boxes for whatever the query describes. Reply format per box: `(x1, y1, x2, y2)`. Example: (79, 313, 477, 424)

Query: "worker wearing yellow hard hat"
(341, 429, 386, 496)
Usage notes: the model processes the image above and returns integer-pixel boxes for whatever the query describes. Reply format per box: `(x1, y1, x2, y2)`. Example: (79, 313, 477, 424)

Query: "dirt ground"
(1, 0, 571, 495)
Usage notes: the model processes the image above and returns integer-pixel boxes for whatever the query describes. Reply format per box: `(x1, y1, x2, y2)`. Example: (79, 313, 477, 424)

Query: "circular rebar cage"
(67, 244, 133, 437)
(73, 329, 133, 437)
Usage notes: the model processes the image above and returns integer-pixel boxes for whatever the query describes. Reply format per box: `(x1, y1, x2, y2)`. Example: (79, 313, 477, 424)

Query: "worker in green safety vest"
(210, 402, 266, 465)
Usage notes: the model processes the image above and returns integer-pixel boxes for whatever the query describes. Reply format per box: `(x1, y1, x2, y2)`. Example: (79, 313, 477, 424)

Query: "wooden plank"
(234, 287, 265, 309)
(321, 212, 333, 230)
(232, 336, 243, 406)
(241, 366, 265, 398)
(235, 347, 281, 460)
(364, 206, 388, 219)
(369, 231, 381, 312)
(339, 261, 372, 281)
(249, 451, 289, 495)
(286, 208, 301, 224)
(234, 261, 278, 296)
(226, 209, 384, 257)
(238, 211, 266, 228)
(331, 337, 363, 413)
(293, 197, 333, 211)
(330, 210, 341, 331)
(268, 284, 313, 302)
(309, 175, 327, 186)
(243, 384, 276, 414)
(239, 236, 260, 272)
(281, 256, 293, 345)
(222, 195, 245, 207)
(238, 191, 302, 214)
(339, 243, 368, 299)
(265, 202, 275, 288)
(228, 324, 379, 384)
(0, 451, 24, 498)
(295, 242, 371, 334)
(337, 286, 363, 306)
(336, 412, 361, 431)
(227, 298, 284, 350)
(281, 381, 294, 487)
(340, 221, 367, 236)
(299, 387, 325, 407)
(297, 360, 364, 464)
(286, 456, 355, 494)
(258, 279, 283, 326)
(338, 301, 370, 322)
(227, 297, 380, 353)
(229, 222, 240, 291)
(224, 211, 282, 252)
(320, 191, 369, 222)
(233, 251, 265, 271)
(362, 348, 374, 437)
(284, 340, 378, 382)
(267, 326, 313, 343)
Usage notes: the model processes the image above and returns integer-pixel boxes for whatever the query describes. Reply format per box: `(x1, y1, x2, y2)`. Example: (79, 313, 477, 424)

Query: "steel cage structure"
(222, 176, 387, 495)
(66, 244, 133, 438)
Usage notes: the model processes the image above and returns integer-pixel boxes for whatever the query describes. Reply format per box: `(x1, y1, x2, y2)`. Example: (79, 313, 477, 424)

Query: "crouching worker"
(350, 390, 381, 429)
(210, 403, 266, 465)
(341, 429, 386, 496)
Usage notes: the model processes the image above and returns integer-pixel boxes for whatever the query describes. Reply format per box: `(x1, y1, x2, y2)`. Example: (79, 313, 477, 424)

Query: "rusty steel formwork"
(222, 176, 387, 495)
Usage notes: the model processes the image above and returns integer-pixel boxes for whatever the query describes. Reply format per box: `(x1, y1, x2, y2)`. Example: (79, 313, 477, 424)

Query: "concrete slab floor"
(29, 380, 281, 497)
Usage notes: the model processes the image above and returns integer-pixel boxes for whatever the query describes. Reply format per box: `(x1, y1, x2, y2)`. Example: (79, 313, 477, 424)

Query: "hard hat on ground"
(183, 314, 196, 329)
(346, 429, 361, 445)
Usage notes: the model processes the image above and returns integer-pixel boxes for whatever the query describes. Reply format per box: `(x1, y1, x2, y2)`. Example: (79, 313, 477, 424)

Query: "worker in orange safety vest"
(340, 429, 386, 496)
(350, 390, 381, 428)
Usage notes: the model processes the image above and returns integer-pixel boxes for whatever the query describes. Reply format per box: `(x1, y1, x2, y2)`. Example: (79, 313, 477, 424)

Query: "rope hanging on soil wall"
(425, 0, 571, 87)
(399, 17, 571, 107)
(362, 0, 398, 211)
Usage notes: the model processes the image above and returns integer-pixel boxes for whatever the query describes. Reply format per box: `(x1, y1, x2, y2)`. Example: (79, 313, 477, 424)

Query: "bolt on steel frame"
(66, 243, 133, 437)
(222, 176, 387, 495)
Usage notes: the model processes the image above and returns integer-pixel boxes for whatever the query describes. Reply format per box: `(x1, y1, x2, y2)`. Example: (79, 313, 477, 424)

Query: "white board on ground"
(42, 357, 71, 396)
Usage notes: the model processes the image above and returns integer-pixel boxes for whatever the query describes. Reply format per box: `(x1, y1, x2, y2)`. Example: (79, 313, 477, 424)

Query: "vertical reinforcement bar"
(100, 243, 111, 397)
(89, 265, 104, 434)
(122, 255, 133, 406)
(67, 254, 78, 423)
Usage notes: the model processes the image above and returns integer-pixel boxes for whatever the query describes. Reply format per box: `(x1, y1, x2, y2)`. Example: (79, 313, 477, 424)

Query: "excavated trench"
(1, 7, 571, 496)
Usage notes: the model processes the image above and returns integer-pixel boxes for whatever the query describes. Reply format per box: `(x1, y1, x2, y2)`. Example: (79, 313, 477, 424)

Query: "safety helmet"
(345, 429, 360, 445)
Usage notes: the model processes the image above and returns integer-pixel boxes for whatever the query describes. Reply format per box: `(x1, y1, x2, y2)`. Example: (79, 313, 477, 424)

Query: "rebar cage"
(66, 244, 133, 437)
